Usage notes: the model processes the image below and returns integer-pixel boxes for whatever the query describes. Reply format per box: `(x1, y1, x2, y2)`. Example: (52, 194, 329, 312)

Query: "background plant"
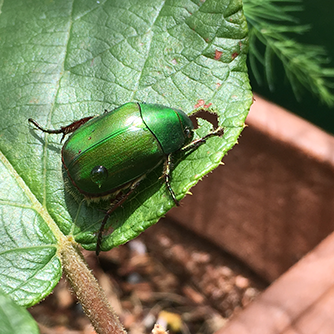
(244, 0, 334, 133)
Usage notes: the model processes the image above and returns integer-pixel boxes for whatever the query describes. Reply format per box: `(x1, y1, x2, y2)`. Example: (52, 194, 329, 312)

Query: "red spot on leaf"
(231, 52, 239, 60)
(214, 50, 223, 60)
(194, 100, 212, 109)
(194, 99, 205, 109)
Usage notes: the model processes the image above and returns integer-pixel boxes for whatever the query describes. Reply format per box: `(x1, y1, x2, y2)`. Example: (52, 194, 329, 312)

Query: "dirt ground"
(29, 218, 267, 334)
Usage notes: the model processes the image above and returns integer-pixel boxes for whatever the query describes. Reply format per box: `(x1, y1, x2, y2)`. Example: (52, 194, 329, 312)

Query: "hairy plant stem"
(60, 240, 126, 334)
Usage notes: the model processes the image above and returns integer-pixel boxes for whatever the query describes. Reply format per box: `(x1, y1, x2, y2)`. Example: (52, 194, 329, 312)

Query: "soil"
(29, 218, 267, 334)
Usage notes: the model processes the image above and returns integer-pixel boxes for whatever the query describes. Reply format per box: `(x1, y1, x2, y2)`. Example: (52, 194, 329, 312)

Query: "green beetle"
(29, 102, 222, 254)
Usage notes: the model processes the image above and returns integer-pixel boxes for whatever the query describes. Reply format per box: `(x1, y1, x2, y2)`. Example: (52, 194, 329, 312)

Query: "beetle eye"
(90, 165, 108, 188)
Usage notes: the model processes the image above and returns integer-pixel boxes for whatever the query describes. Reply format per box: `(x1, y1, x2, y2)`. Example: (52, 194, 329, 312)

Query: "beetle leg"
(181, 127, 224, 153)
(28, 116, 94, 142)
(96, 177, 143, 255)
(162, 128, 223, 208)
(163, 154, 180, 207)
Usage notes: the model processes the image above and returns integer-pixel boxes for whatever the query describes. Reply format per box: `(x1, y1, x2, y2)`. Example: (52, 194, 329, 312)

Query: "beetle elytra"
(29, 102, 223, 254)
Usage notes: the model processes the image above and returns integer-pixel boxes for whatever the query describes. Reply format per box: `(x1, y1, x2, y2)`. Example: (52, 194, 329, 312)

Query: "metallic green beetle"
(29, 102, 222, 254)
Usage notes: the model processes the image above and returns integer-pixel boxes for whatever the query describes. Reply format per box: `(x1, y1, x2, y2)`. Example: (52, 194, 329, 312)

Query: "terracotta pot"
(165, 95, 334, 333)
(168, 94, 334, 282)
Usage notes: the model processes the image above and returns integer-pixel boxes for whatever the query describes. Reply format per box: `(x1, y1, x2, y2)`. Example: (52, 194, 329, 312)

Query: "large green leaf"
(0, 290, 40, 334)
(0, 0, 251, 306)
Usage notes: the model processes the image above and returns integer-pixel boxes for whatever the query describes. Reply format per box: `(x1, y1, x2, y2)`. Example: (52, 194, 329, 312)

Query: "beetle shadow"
(63, 164, 166, 249)
(28, 127, 63, 153)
